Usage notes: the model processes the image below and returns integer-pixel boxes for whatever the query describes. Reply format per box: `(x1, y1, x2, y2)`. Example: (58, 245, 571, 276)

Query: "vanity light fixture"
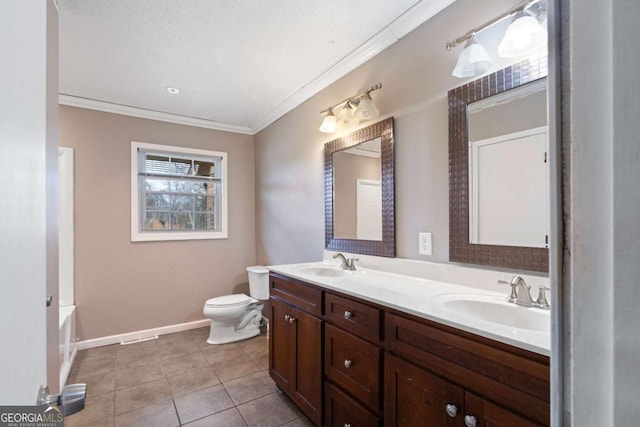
(166, 87, 181, 94)
(319, 110, 338, 133)
(498, 9, 547, 58)
(336, 101, 358, 128)
(319, 82, 382, 133)
(451, 35, 493, 78)
(445, 0, 547, 78)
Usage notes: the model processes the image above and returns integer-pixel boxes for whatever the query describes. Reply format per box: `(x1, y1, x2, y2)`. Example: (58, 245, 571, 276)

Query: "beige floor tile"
(249, 349, 269, 371)
(223, 371, 278, 405)
(115, 361, 164, 389)
(190, 327, 210, 346)
(114, 378, 171, 415)
(238, 336, 269, 355)
(281, 416, 315, 427)
(157, 331, 197, 347)
(64, 390, 115, 427)
(116, 341, 160, 367)
(213, 355, 262, 383)
(167, 367, 220, 397)
(71, 356, 116, 380)
(161, 350, 209, 377)
(114, 399, 179, 427)
(69, 371, 115, 398)
(76, 345, 118, 362)
(158, 340, 200, 360)
(183, 407, 248, 426)
(237, 392, 301, 427)
(201, 344, 245, 366)
(174, 385, 235, 424)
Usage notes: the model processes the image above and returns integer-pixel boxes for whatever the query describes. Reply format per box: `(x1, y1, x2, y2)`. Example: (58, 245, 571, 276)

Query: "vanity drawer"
(269, 273, 322, 317)
(385, 312, 550, 425)
(325, 293, 382, 343)
(325, 323, 382, 412)
(325, 382, 381, 427)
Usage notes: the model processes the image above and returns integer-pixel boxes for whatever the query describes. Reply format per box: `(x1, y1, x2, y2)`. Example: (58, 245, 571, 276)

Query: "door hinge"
(545, 235, 549, 245)
(544, 152, 547, 163)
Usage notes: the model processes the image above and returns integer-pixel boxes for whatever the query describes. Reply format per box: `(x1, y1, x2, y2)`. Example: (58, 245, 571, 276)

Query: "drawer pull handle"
(344, 424, 352, 427)
(464, 415, 477, 427)
(445, 404, 458, 417)
(344, 310, 353, 320)
(344, 359, 353, 368)
(288, 316, 296, 324)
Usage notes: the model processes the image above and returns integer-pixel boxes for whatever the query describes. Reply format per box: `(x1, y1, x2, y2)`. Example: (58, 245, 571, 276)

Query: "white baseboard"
(76, 319, 210, 350)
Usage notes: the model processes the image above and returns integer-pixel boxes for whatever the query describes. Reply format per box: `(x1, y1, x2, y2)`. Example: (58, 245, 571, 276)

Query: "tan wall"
(255, 0, 522, 264)
(59, 106, 256, 340)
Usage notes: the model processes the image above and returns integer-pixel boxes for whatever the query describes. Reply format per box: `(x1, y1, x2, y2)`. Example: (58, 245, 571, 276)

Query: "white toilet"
(203, 266, 269, 345)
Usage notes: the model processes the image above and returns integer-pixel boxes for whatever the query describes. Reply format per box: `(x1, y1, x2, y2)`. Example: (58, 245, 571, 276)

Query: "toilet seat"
(205, 294, 256, 308)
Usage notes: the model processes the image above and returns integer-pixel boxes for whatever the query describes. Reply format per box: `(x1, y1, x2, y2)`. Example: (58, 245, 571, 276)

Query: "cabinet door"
(269, 297, 294, 392)
(291, 305, 323, 426)
(464, 392, 543, 427)
(325, 382, 381, 427)
(385, 354, 464, 427)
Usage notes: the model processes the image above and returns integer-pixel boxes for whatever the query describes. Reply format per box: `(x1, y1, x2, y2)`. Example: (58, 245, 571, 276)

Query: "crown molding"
(59, 94, 254, 135)
(250, 0, 456, 134)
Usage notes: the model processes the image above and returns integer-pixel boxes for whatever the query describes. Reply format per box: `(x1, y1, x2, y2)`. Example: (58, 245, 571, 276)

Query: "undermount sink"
(294, 265, 347, 277)
(432, 294, 550, 333)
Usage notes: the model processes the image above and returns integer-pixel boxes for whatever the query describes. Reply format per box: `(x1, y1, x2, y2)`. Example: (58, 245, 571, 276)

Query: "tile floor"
(65, 328, 313, 427)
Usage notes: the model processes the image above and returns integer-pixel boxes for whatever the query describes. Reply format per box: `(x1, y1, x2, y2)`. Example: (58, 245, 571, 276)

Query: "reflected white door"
(356, 179, 382, 241)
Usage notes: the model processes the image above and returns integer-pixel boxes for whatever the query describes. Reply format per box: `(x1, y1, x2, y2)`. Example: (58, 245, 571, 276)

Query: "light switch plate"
(419, 232, 432, 256)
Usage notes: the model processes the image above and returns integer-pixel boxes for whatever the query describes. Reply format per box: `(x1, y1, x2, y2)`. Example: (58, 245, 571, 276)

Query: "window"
(131, 141, 228, 241)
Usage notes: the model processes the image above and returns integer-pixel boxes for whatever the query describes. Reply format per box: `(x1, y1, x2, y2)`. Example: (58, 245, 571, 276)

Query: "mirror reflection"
(467, 79, 548, 248)
(333, 137, 382, 241)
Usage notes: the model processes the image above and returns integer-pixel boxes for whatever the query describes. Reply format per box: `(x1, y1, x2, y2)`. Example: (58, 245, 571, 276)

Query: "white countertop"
(267, 261, 550, 356)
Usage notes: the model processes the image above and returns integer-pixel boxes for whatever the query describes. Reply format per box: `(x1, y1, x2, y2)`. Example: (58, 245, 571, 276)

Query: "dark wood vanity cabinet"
(323, 294, 384, 427)
(385, 313, 549, 427)
(269, 275, 323, 425)
(269, 273, 550, 427)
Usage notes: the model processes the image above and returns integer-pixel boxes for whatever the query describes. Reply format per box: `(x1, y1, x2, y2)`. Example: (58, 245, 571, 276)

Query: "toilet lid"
(246, 265, 269, 274)
(205, 294, 253, 308)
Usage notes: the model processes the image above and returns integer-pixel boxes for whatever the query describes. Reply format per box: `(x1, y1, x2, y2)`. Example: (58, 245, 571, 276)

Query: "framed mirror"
(449, 57, 549, 272)
(325, 117, 395, 257)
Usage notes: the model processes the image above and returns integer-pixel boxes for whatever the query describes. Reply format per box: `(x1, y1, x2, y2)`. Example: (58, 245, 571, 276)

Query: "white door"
(356, 179, 382, 241)
(0, 0, 59, 403)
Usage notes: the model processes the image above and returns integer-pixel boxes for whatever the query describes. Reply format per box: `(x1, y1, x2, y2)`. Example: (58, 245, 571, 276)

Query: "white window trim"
(131, 141, 228, 242)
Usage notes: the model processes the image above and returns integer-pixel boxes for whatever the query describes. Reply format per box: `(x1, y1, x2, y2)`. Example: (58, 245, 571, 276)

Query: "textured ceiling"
(58, 0, 454, 133)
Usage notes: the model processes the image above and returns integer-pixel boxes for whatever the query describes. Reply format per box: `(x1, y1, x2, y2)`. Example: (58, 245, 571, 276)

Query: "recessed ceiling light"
(166, 87, 180, 94)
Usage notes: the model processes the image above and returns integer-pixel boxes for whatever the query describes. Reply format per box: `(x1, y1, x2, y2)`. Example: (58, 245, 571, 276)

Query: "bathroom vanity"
(267, 263, 550, 427)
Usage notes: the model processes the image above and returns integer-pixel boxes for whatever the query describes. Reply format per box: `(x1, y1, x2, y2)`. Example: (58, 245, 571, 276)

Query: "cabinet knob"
(464, 415, 477, 427)
(344, 359, 353, 368)
(344, 310, 353, 320)
(445, 404, 458, 417)
(284, 314, 290, 321)
(344, 424, 351, 427)
(288, 317, 296, 324)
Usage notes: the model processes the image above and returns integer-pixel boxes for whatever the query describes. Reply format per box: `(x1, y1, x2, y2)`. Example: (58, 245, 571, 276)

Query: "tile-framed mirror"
(324, 117, 395, 257)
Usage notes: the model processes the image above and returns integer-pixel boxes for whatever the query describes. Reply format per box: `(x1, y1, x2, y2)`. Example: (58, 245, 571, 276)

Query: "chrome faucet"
(333, 253, 359, 271)
(498, 275, 534, 307)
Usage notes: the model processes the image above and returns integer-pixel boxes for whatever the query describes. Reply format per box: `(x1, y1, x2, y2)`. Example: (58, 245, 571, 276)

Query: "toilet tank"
(247, 266, 269, 300)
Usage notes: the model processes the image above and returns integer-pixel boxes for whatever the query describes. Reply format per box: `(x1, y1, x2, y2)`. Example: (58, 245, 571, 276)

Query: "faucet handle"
(534, 286, 550, 310)
(498, 280, 518, 303)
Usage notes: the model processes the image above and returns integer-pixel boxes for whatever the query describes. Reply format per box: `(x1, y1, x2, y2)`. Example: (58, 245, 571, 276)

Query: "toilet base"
(206, 304, 264, 345)
(206, 323, 261, 345)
